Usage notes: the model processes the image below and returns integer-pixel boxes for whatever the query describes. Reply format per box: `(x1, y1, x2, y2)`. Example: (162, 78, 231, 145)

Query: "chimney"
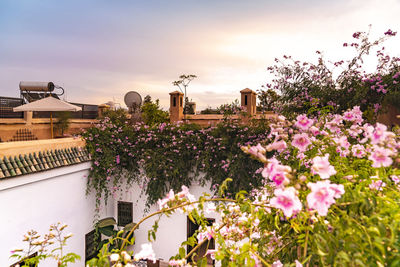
(169, 91, 184, 123)
(240, 88, 257, 116)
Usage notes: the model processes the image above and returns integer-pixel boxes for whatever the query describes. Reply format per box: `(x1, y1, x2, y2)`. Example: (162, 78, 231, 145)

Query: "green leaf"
(98, 225, 115, 237)
(97, 217, 117, 228)
(179, 247, 186, 258)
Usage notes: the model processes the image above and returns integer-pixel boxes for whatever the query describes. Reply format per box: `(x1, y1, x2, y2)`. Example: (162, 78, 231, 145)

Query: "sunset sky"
(1, 0, 399, 110)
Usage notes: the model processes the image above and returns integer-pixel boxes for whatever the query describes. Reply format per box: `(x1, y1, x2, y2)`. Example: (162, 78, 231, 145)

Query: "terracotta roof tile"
(0, 147, 90, 179)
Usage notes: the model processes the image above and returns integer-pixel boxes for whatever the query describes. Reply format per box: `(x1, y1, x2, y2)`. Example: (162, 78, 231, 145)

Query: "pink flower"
(177, 185, 189, 198)
(134, 243, 156, 263)
(351, 144, 366, 158)
(266, 140, 287, 152)
(295, 114, 314, 131)
(391, 175, 400, 184)
(270, 187, 302, 218)
(251, 253, 262, 267)
(334, 136, 350, 150)
(271, 260, 283, 267)
(369, 146, 393, 168)
(157, 189, 176, 209)
(206, 249, 216, 260)
(295, 260, 303, 267)
(261, 158, 279, 178)
(369, 180, 386, 191)
(343, 111, 355, 121)
(329, 183, 345, 198)
(369, 123, 389, 145)
(168, 259, 187, 266)
(307, 180, 344, 216)
(292, 133, 311, 152)
(269, 172, 289, 187)
(205, 202, 216, 213)
(311, 154, 336, 179)
(262, 158, 291, 187)
(246, 143, 267, 162)
(197, 226, 215, 242)
(309, 126, 320, 136)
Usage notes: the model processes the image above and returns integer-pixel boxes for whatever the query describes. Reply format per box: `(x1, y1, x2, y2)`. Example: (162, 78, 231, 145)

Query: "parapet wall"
(0, 117, 96, 142)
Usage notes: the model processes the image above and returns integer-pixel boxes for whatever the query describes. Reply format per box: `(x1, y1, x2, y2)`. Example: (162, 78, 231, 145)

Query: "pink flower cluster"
(311, 154, 337, 179)
(261, 158, 292, 187)
(270, 187, 302, 217)
(307, 180, 344, 216)
(294, 114, 314, 131)
(157, 185, 195, 210)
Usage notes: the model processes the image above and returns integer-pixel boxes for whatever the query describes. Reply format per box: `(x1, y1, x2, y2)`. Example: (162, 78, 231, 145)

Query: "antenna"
(124, 91, 142, 114)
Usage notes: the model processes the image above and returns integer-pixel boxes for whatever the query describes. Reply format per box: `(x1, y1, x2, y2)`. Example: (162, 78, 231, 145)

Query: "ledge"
(0, 162, 91, 191)
(0, 137, 86, 157)
(0, 144, 91, 179)
(0, 119, 26, 125)
(31, 118, 98, 124)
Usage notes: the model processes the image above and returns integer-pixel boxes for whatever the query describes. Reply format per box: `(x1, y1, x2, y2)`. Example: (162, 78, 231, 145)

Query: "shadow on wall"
(377, 105, 400, 129)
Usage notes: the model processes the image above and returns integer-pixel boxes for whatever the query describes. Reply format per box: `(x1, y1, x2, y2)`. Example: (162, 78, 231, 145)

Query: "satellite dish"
(124, 91, 142, 113)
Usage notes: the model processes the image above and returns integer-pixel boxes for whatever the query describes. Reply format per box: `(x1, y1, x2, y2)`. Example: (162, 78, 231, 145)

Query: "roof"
(13, 96, 82, 112)
(240, 88, 256, 94)
(0, 147, 90, 179)
(169, 91, 184, 95)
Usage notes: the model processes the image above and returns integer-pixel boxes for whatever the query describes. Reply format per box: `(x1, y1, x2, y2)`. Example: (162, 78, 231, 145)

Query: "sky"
(1, 0, 400, 111)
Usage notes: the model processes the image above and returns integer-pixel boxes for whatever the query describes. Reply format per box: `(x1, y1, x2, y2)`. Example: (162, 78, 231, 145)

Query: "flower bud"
(121, 251, 131, 262)
(110, 253, 120, 262)
(299, 175, 307, 182)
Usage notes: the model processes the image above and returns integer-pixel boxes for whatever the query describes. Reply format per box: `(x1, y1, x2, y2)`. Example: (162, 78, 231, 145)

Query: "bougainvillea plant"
(87, 107, 399, 266)
(260, 28, 400, 121)
(83, 115, 270, 210)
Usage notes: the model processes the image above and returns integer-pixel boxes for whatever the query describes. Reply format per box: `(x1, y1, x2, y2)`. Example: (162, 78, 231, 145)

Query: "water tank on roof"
(19, 81, 55, 92)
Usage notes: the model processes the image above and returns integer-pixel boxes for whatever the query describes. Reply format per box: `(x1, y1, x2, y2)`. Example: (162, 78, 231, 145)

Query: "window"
(118, 201, 133, 227)
(187, 217, 215, 265)
(10, 253, 38, 267)
(180, 96, 183, 107)
(173, 97, 176, 107)
(85, 230, 100, 262)
(245, 95, 248, 105)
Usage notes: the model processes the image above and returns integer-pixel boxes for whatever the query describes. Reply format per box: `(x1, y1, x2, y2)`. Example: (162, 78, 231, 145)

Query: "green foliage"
(200, 106, 219, 114)
(216, 99, 244, 118)
(101, 108, 129, 126)
(140, 98, 169, 127)
(94, 217, 136, 254)
(55, 111, 71, 136)
(83, 117, 270, 208)
(257, 88, 280, 112)
(262, 29, 400, 121)
(10, 223, 80, 267)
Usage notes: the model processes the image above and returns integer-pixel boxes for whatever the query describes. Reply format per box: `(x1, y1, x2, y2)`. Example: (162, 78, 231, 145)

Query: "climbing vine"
(82, 116, 272, 207)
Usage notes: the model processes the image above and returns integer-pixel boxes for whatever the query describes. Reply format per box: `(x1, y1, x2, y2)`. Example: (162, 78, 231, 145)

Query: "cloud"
(0, 0, 399, 111)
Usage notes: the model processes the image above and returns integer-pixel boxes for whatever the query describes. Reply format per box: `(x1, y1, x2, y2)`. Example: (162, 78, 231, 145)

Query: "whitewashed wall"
(0, 162, 113, 267)
(0, 163, 219, 266)
(115, 178, 220, 263)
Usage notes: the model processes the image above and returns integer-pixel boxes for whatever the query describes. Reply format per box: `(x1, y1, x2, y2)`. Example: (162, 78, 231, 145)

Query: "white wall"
(115, 179, 219, 262)
(0, 164, 219, 266)
(0, 162, 113, 267)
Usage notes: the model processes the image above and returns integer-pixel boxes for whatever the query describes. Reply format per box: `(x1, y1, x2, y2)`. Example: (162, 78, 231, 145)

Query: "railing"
(33, 103, 98, 119)
(0, 96, 98, 120)
(69, 102, 98, 119)
(0, 96, 24, 118)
